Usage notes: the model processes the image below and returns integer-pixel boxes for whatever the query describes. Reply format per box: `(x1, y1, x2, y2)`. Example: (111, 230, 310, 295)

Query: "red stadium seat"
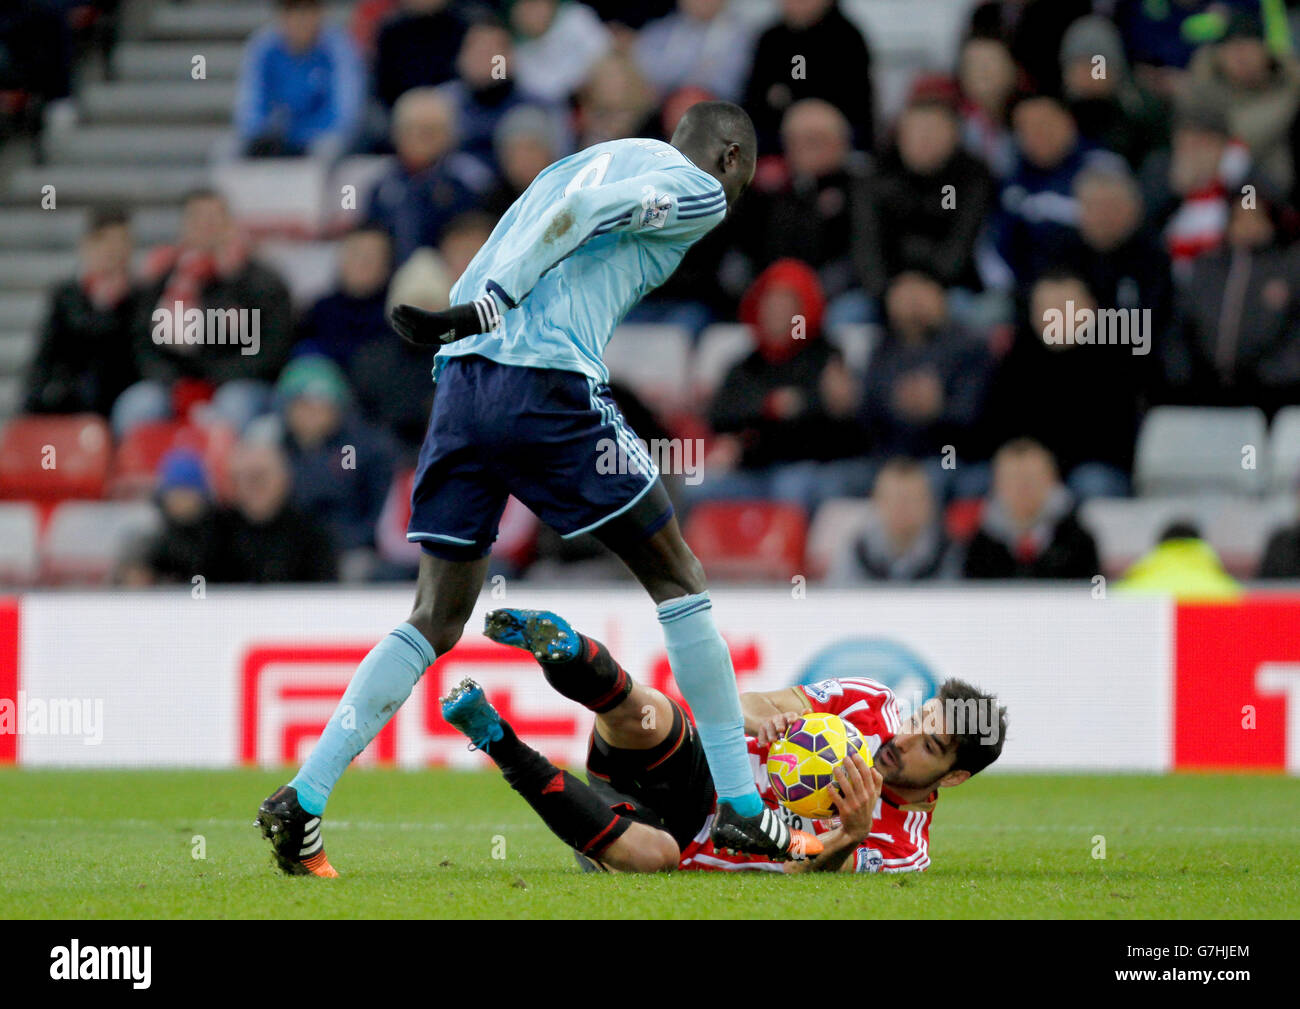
(0, 414, 112, 502)
(109, 420, 238, 501)
(375, 468, 420, 568)
(375, 469, 540, 572)
(683, 502, 808, 580)
(110, 420, 188, 498)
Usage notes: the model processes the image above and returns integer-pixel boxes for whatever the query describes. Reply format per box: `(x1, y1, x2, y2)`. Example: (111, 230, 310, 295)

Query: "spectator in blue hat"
(124, 448, 220, 585)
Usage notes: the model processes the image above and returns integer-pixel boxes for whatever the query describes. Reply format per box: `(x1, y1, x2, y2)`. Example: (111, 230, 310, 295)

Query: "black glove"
(390, 294, 502, 347)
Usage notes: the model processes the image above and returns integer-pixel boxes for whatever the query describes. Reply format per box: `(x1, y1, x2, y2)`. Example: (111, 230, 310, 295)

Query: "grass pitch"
(0, 768, 1296, 919)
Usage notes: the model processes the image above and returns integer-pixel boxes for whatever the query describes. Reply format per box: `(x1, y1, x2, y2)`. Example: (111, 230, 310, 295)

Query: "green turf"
(0, 768, 1296, 919)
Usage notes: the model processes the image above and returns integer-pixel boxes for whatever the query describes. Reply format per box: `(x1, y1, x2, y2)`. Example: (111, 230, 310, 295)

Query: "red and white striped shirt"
(678, 677, 936, 874)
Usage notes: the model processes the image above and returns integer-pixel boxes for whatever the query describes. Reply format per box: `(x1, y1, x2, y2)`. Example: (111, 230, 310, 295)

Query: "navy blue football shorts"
(408, 354, 674, 560)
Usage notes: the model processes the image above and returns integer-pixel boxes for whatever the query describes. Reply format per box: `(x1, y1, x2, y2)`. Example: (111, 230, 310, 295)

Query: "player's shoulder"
(609, 139, 723, 193)
(800, 676, 897, 706)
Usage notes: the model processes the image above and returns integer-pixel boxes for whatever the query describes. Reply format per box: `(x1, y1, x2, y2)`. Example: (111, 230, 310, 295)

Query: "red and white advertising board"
(0, 587, 1295, 773)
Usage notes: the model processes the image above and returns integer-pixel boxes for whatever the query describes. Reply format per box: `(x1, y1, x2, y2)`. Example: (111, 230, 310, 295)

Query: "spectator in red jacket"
(694, 258, 863, 514)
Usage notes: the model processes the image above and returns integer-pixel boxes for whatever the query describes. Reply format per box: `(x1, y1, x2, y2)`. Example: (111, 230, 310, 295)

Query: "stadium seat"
(1203, 494, 1296, 577)
(691, 324, 753, 408)
(683, 502, 808, 580)
(0, 414, 112, 501)
(110, 420, 189, 498)
(211, 158, 328, 238)
(326, 155, 394, 233)
(255, 239, 341, 309)
(42, 500, 161, 584)
(826, 323, 880, 375)
(375, 468, 421, 569)
(805, 497, 874, 579)
(0, 501, 40, 585)
(1080, 496, 1209, 579)
(1078, 495, 1295, 579)
(603, 324, 693, 418)
(1269, 406, 1300, 493)
(110, 419, 236, 500)
(1134, 406, 1269, 496)
(376, 469, 539, 572)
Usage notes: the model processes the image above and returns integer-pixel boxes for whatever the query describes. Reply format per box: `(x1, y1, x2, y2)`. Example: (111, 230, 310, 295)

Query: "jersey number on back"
(564, 152, 613, 195)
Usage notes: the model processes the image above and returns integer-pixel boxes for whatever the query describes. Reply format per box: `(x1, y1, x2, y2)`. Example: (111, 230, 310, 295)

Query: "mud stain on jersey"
(543, 210, 574, 244)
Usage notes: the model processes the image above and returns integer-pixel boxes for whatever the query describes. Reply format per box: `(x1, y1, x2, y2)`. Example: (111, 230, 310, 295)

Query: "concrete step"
(0, 251, 79, 293)
(0, 206, 184, 250)
(79, 81, 237, 124)
(0, 209, 85, 249)
(146, 3, 351, 41)
(0, 331, 36, 376)
(115, 41, 245, 82)
(148, 2, 276, 41)
(44, 125, 231, 167)
(0, 295, 45, 332)
(7, 165, 210, 206)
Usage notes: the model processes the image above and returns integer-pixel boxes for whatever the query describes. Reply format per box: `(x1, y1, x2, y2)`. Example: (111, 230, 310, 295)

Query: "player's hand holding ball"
(756, 711, 803, 748)
(832, 753, 883, 842)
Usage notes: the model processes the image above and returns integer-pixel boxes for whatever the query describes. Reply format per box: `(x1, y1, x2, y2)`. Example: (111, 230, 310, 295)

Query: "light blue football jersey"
(438, 137, 728, 383)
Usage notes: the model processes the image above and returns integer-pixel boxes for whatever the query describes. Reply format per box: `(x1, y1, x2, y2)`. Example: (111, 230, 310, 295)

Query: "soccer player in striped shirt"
(257, 102, 805, 875)
(441, 608, 1008, 874)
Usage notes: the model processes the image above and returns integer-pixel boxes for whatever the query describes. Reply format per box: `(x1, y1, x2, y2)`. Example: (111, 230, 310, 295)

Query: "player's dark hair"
(994, 436, 1057, 474)
(671, 100, 757, 170)
(181, 186, 228, 210)
(936, 678, 1006, 777)
(87, 204, 130, 234)
(874, 456, 930, 485)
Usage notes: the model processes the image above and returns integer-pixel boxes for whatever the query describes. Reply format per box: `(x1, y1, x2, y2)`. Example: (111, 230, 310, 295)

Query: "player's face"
(874, 699, 958, 791)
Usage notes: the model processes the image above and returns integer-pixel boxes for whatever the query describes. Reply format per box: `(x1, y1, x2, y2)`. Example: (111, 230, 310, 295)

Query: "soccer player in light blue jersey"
(257, 102, 803, 875)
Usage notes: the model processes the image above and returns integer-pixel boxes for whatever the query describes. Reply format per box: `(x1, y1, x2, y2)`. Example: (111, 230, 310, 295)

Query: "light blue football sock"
(289, 623, 435, 816)
(657, 592, 763, 817)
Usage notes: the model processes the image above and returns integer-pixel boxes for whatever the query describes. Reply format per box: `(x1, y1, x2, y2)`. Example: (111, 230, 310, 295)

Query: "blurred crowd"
(13, 0, 1300, 587)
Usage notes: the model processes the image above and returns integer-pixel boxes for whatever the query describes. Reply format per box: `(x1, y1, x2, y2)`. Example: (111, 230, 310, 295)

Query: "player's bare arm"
(784, 753, 883, 875)
(741, 685, 812, 741)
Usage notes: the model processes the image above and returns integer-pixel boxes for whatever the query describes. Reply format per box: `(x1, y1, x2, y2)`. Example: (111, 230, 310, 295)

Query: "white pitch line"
(6, 817, 541, 832)
(5, 820, 1298, 837)
(938, 824, 1300, 835)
